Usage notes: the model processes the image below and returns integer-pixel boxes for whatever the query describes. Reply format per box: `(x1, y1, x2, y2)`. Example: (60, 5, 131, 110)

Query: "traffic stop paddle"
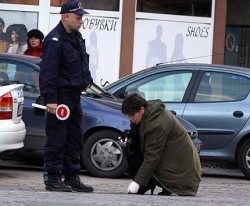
(32, 103, 70, 120)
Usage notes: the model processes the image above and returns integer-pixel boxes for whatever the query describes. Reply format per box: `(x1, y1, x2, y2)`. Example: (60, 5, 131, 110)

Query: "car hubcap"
(90, 138, 123, 171)
(246, 147, 250, 169)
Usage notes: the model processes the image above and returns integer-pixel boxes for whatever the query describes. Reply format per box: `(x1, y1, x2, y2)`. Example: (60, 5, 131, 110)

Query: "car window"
(0, 62, 10, 81)
(122, 71, 192, 102)
(0, 60, 39, 98)
(195, 72, 250, 102)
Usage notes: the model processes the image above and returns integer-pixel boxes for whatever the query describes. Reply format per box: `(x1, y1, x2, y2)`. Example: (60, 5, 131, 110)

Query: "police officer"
(39, 0, 94, 192)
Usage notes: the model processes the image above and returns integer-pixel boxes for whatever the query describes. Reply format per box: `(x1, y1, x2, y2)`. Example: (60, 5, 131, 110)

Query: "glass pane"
(194, 73, 212, 102)
(0, 60, 39, 98)
(14, 63, 39, 98)
(0, 62, 10, 81)
(51, 0, 120, 11)
(123, 71, 192, 102)
(195, 72, 250, 102)
(0, 10, 38, 54)
(0, 0, 38, 5)
(137, 0, 212, 17)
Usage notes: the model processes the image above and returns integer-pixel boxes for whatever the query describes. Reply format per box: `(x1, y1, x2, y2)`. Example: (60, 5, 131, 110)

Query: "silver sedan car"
(105, 63, 250, 179)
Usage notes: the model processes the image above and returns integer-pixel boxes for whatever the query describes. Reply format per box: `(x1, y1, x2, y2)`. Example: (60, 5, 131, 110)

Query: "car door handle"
(170, 110, 177, 115)
(233, 111, 243, 118)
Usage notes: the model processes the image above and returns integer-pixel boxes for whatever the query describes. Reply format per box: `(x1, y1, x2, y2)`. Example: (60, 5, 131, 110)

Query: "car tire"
(237, 139, 250, 180)
(82, 130, 128, 178)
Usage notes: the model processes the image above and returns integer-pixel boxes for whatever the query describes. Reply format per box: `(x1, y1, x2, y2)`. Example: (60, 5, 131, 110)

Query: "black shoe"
(64, 175, 94, 193)
(136, 185, 156, 195)
(158, 188, 172, 196)
(45, 173, 72, 192)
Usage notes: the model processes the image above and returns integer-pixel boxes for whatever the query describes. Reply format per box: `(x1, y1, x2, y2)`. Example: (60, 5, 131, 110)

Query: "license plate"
(17, 104, 23, 117)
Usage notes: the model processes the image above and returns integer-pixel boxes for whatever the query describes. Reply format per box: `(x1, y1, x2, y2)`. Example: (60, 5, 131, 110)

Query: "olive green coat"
(134, 100, 202, 196)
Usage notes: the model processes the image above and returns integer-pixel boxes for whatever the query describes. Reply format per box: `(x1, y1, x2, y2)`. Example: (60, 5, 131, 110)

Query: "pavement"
(202, 166, 244, 177)
(0, 165, 249, 206)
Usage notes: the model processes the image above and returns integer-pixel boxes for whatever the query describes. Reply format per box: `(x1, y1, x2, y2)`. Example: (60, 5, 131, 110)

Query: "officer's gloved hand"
(127, 181, 140, 194)
(118, 136, 129, 147)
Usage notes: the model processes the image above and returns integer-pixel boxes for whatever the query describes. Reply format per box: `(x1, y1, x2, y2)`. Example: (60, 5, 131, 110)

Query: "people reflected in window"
(24, 29, 44, 58)
(0, 63, 9, 81)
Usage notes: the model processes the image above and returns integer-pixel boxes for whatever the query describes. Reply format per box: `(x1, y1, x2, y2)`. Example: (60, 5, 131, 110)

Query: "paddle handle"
(32, 103, 47, 110)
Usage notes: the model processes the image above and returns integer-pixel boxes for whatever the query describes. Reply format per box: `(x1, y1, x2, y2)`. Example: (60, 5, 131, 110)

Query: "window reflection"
(195, 72, 250, 102)
(115, 71, 192, 102)
(137, 0, 212, 17)
(0, 10, 38, 55)
(51, 0, 120, 11)
(0, 61, 39, 98)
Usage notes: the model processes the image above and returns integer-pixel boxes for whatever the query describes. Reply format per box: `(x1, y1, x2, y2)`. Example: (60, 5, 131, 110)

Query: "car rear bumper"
(0, 120, 26, 153)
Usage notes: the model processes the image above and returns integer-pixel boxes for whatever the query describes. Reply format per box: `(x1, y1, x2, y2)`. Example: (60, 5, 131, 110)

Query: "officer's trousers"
(44, 92, 82, 177)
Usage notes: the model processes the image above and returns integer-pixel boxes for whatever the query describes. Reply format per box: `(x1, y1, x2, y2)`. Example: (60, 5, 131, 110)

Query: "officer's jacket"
(133, 100, 202, 196)
(39, 21, 92, 104)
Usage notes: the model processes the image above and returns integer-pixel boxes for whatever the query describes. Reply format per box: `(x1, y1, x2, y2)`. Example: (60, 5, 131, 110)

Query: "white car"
(0, 84, 26, 154)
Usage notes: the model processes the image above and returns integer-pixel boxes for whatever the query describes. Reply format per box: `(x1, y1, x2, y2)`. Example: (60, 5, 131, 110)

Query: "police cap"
(60, 0, 89, 15)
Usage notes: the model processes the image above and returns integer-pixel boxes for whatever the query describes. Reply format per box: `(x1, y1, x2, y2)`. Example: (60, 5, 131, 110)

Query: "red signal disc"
(56, 104, 70, 120)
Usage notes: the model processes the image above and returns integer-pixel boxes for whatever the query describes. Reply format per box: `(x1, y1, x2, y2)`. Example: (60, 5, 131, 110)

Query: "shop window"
(137, 0, 212, 17)
(0, 10, 38, 54)
(0, 0, 38, 5)
(51, 0, 120, 11)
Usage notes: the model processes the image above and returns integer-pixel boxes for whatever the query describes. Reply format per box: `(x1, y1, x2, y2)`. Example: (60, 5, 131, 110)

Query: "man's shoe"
(158, 188, 172, 196)
(45, 174, 72, 192)
(64, 175, 94, 192)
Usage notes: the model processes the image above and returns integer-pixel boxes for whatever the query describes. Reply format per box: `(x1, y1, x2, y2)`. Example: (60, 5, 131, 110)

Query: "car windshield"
(82, 83, 115, 98)
(104, 67, 154, 90)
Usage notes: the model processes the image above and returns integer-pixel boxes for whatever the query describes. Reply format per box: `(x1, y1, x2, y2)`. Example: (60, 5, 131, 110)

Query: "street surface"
(0, 164, 249, 206)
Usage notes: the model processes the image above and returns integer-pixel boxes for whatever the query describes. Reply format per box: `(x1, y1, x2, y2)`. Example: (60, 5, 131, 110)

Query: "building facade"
(0, 0, 229, 86)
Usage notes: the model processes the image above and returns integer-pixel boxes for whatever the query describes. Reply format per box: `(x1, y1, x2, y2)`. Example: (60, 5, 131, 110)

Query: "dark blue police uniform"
(39, 21, 92, 177)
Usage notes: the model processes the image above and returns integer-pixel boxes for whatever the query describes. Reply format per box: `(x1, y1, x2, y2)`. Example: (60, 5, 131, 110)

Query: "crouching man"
(121, 93, 202, 196)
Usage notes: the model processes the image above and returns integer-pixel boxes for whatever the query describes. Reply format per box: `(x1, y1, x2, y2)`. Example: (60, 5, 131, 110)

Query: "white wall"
(133, 12, 215, 72)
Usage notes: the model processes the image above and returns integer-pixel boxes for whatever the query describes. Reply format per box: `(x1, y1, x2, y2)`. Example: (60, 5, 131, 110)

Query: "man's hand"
(127, 181, 140, 194)
(118, 136, 129, 147)
(47, 103, 57, 114)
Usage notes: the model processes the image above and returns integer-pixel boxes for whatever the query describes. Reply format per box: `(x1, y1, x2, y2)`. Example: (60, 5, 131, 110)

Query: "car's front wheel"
(82, 130, 128, 178)
(237, 139, 250, 180)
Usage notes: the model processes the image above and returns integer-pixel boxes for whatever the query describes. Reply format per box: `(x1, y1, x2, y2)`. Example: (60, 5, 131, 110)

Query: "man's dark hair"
(122, 93, 147, 115)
